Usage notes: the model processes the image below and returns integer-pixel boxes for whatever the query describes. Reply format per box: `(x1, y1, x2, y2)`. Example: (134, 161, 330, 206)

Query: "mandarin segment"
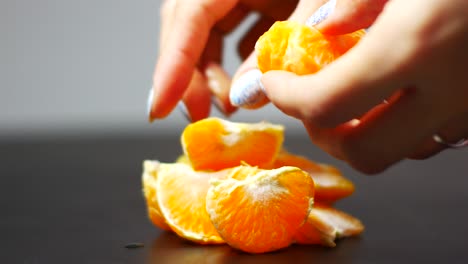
(181, 117, 284, 171)
(206, 165, 314, 253)
(273, 150, 354, 203)
(142, 160, 171, 231)
(155, 162, 228, 244)
(256, 21, 365, 75)
(295, 204, 365, 246)
(142, 118, 364, 254)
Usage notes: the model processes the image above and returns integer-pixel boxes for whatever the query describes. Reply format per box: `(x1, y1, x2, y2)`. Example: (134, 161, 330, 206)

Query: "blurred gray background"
(1, 0, 303, 139)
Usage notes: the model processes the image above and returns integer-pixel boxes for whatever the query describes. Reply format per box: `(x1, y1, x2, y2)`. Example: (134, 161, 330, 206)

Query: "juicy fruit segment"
(273, 150, 355, 203)
(181, 117, 284, 171)
(155, 162, 228, 244)
(142, 118, 364, 253)
(295, 204, 364, 246)
(256, 21, 365, 75)
(206, 166, 314, 253)
(142, 160, 171, 231)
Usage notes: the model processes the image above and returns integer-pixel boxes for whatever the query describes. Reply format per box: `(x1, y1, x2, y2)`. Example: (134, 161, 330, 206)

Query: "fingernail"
(177, 101, 192, 122)
(306, 0, 336, 27)
(229, 69, 266, 107)
(147, 86, 154, 122)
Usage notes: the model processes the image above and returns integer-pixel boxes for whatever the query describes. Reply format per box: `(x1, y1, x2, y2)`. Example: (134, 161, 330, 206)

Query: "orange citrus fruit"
(154, 162, 229, 244)
(206, 165, 314, 253)
(142, 117, 364, 253)
(142, 160, 171, 231)
(294, 204, 364, 246)
(256, 21, 365, 75)
(181, 117, 284, 171)
(272, 150, 355, 203)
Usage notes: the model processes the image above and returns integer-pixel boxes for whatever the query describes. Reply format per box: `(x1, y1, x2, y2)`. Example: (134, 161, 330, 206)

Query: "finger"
(215, 3, 250, 34)
(242, 0, 297, 21)
(182, 70, 212, 122)
(261, 19, 410, 128)
(199, 29, 223, 68)
(229, 0, 329, 109)
(205, 63, 237, 116)
(315, 0, 389, 35)
(150, 0, 239, 120)
(288, 0, 328, 22)
(200, 31, 237, 116)
(159, 0, 176, 52)
(317, 87, 452, 174)
(409, 112, 468, 159)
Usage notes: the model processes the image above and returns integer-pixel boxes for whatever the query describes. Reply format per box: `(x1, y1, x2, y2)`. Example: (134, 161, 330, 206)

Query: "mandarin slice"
(181, 117, 284, 171)
(272, 150, 354, 203)
(155, 162, 229, 244)
(206, 165, 314, 253)
(142, 160, 171, 231)
(256, 21, 365, 75)
(294, 204, 364, 247)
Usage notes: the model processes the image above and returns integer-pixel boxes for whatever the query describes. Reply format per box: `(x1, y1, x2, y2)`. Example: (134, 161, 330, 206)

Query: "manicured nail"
(177, 101, 192, 122)
(229, 69, 266, 107)
(306, 0, 336, 27)
(147, 86, 154, 122)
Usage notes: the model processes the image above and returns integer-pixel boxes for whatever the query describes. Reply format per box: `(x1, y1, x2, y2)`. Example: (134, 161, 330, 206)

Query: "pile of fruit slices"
(142, 117, 364, 254)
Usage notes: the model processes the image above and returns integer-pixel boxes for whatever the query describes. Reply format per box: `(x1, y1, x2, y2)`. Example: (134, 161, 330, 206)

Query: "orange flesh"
(182, 117, 284, 171)
(273, 150, 354, 203)
(206, 166, 314, 253)
(142, 160, 171, 231)
(156, 163, 227, 244)
(295, 204, 365, 246)
(256, 21, 365, 75)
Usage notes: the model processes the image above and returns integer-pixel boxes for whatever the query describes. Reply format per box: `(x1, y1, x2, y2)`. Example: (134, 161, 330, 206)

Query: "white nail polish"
(229, 69, 266, 107)
(147, 87, 154, 117)
(306, 0, 336, 27)
(177, 101, 192, 122)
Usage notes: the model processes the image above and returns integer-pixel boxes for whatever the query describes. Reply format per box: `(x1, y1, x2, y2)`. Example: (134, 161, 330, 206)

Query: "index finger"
(149, 0, 239, 120)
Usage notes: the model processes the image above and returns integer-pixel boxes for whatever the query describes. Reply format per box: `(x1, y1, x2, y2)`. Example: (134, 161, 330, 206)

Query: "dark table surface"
(1, 134, 467, 264)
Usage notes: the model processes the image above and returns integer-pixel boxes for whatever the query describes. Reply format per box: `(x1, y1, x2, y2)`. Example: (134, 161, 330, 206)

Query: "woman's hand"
(148, 0, 304, 121)
(261, 0, 468, 173)
(148, 0, 341, 122)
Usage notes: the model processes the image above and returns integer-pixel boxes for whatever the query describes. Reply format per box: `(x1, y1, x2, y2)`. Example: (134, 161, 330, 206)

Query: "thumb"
(229, 52, 270, 109)
(315, 0, 389, 35)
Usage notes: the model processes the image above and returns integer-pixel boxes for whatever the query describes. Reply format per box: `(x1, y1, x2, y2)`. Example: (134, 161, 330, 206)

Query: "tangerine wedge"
(294, 204, 364, 247)
(256, 21, 365, 75)
(273, 150, 355, 203)
(206, 165, 314, 253)
(181, 117, 284, 171)
(155, 162, 229, 244)
(142, 160, 171, 231)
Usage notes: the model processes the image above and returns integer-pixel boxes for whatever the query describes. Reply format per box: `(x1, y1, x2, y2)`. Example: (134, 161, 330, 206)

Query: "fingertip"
(260, 70, 307, 119)
(230, 69, 268, 109)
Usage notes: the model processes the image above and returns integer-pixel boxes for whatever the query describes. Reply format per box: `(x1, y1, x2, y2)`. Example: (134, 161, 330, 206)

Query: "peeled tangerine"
(206, 165, 314, 253)
(181, 117, 284, 171)
(256, 21, 365, 75)
(142, 118, 365, 254)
